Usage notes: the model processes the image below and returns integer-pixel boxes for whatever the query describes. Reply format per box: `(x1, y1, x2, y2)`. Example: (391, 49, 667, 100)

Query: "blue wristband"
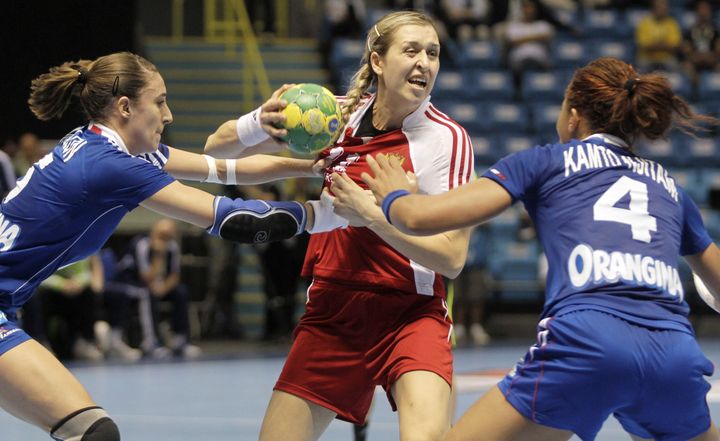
(382, 189, 411, 224)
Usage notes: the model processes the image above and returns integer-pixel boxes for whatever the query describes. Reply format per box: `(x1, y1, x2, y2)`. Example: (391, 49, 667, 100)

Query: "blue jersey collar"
(89, 122, 130, 155)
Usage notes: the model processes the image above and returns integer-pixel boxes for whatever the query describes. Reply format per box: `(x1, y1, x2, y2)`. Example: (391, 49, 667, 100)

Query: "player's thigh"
(444, 386, 574, 441)
(259, 390, 337, 441)
(0, 339, 95, 430)
(393, 370, 452, 441)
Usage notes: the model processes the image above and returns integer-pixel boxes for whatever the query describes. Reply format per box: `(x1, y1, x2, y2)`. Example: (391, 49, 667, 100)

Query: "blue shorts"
(0, 311, 32, 357)
(498, 309, 714, 441)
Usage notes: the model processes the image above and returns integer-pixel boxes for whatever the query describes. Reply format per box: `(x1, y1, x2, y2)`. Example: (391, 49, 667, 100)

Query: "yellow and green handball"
(276, 83, 342, 155)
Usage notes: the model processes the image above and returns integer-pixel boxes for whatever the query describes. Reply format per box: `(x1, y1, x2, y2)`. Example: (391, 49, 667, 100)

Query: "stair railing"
(203, 0, 272, 110)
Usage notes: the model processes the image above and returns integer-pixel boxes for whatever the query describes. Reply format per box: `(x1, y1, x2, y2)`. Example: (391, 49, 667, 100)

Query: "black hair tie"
(76, 68, 88, 85)
(624, 78, 639, 96)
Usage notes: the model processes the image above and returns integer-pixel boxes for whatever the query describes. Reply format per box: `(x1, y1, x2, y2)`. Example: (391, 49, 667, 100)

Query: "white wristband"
(307, 191, 349, 234)
(204, 155, 222, 184)
(226, 159, 237, 185)
(204, 155, 238, 185)
(236, 106, 270, 147)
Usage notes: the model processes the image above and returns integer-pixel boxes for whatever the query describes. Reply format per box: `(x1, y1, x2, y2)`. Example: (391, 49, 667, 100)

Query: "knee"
(50, 406, 120, 441)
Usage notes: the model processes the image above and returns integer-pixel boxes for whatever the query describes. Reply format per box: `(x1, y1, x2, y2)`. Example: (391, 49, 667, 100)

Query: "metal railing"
(169, 0, 272, 109)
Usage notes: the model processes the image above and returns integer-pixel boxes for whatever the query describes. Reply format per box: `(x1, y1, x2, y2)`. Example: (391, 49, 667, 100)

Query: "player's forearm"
(367, 216, 469, 278)
(204, 120, 281, 159)
(220, 154, 316, 184)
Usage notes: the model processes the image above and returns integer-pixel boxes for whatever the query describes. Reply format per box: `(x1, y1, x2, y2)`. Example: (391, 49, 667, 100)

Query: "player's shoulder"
(408, 102, 470, 147)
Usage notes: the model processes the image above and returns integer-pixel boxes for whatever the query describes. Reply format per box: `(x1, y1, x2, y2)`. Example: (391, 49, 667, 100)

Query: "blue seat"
(522, 71, 566, 102)
(699, 72, 720, 101)
(433, 70, 466, 100)
(471, 135, 501, 165)
(584, 9, 632, 39)
(635, 136, 683, 167)
(554, 41, 593, 68)
(466, 70, 514, 101)
(329, 39, 364, 70)
(593, 41, 634, 62)
(530, 102, 562, 134)
(485, 103, 530, 133)
(497, 134, 536, 156)
(685, 137, 720, 167)
(662, 71, 692, 100)
(434, 101, 485, 135)
(460, 40, 500, 69)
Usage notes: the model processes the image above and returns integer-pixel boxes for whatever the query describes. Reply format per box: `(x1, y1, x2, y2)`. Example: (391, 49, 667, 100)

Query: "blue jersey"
(483, 134, 712, 333)
(0, 123, 174, 313)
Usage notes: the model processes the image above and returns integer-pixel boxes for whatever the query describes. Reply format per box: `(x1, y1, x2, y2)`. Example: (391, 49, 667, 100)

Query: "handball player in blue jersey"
(0, 52, 314, 440)
(332, 57, 720, 441)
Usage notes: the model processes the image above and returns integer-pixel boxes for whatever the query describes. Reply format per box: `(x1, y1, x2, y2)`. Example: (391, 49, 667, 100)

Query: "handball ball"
(276, 83, 342, 155)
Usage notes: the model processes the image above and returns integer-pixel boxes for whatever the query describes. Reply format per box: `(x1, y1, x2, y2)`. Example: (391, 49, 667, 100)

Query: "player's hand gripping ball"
(276, 83, 342, 155)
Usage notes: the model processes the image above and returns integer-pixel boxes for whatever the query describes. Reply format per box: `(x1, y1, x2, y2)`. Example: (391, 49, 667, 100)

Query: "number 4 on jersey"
(593, 176, 657, 243)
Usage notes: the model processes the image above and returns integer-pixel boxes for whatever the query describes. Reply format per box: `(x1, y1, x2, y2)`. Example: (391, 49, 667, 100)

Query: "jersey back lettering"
(483, 134, 712, 332)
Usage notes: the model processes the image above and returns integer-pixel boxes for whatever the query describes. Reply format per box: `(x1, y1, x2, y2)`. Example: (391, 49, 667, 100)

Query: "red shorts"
(274, 279, 453, 424)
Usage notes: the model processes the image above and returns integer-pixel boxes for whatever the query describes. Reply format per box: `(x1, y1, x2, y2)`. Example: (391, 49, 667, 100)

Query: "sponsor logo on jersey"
(568, 243, 683, 299)
(0, 326, 20, 340)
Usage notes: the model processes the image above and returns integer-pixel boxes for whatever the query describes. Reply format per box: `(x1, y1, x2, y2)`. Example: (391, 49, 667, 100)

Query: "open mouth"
(408, 77, 428, 89)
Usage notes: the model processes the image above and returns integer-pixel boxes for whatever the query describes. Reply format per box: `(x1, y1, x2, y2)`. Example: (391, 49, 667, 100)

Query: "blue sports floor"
(4, 339, 720, 440)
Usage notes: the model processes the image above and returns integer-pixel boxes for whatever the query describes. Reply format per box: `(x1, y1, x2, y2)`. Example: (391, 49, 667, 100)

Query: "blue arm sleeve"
(680, 188, 713, 256)
(481, 144, 554, 202)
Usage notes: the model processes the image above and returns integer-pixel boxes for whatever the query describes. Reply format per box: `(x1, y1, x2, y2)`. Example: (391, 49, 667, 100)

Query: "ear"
(370, 52, 382, 76)
(568, 107, 581, 132)
(117, 96, 131, 119)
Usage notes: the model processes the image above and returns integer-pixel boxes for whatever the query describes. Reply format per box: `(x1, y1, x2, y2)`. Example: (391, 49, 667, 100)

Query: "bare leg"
(393, 370, 452, 441)
(628, 423, 720, 441)
(259, 390, 336, 441)
(0, 339, 96, 431)
(444, 386, 574, 441)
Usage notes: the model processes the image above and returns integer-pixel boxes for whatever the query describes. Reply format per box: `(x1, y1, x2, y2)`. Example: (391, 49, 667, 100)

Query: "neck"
(372, 94, 415, 130)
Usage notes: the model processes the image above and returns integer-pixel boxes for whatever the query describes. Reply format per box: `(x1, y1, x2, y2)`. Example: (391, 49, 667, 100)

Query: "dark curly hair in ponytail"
(565, 57, 719, 146)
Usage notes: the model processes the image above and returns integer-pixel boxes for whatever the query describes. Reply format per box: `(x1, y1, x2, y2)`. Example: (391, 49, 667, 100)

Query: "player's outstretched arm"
(204, 84, 295, 159)
(140, 181, 306, 244)
(164, 147, 325, 184)
(686, 243, 720, 313)
(361, 154, 513, 235)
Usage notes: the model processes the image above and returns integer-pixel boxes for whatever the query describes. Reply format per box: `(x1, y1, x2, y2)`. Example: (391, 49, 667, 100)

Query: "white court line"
(113, 413, 400, 430)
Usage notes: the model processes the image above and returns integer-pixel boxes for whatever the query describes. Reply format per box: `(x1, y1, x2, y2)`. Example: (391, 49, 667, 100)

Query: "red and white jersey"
(302, 95, 475, 297)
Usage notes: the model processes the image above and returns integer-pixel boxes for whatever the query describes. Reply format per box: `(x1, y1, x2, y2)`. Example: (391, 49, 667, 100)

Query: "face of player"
(125, 71, 173, 155)
(374, 24, 440, 113)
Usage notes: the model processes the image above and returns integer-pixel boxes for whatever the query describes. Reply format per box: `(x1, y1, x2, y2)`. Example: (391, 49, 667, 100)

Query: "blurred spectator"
(441, 0, 490, 42)
(320, 0, 366, 85)
(635, 0, 682, 72)
(503, 0, 555, 99)
(453, 225, 491, 346)
(0, 137, 18, 199)
(97, 248, 145, 361)
(682, 0, 720, 96)
(14, 132, 43, 177)
(488, 0, 578, 33)
(125, 219, 201, 359)
(22, 255, 105, 361)
(255, 184, 308, 340)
